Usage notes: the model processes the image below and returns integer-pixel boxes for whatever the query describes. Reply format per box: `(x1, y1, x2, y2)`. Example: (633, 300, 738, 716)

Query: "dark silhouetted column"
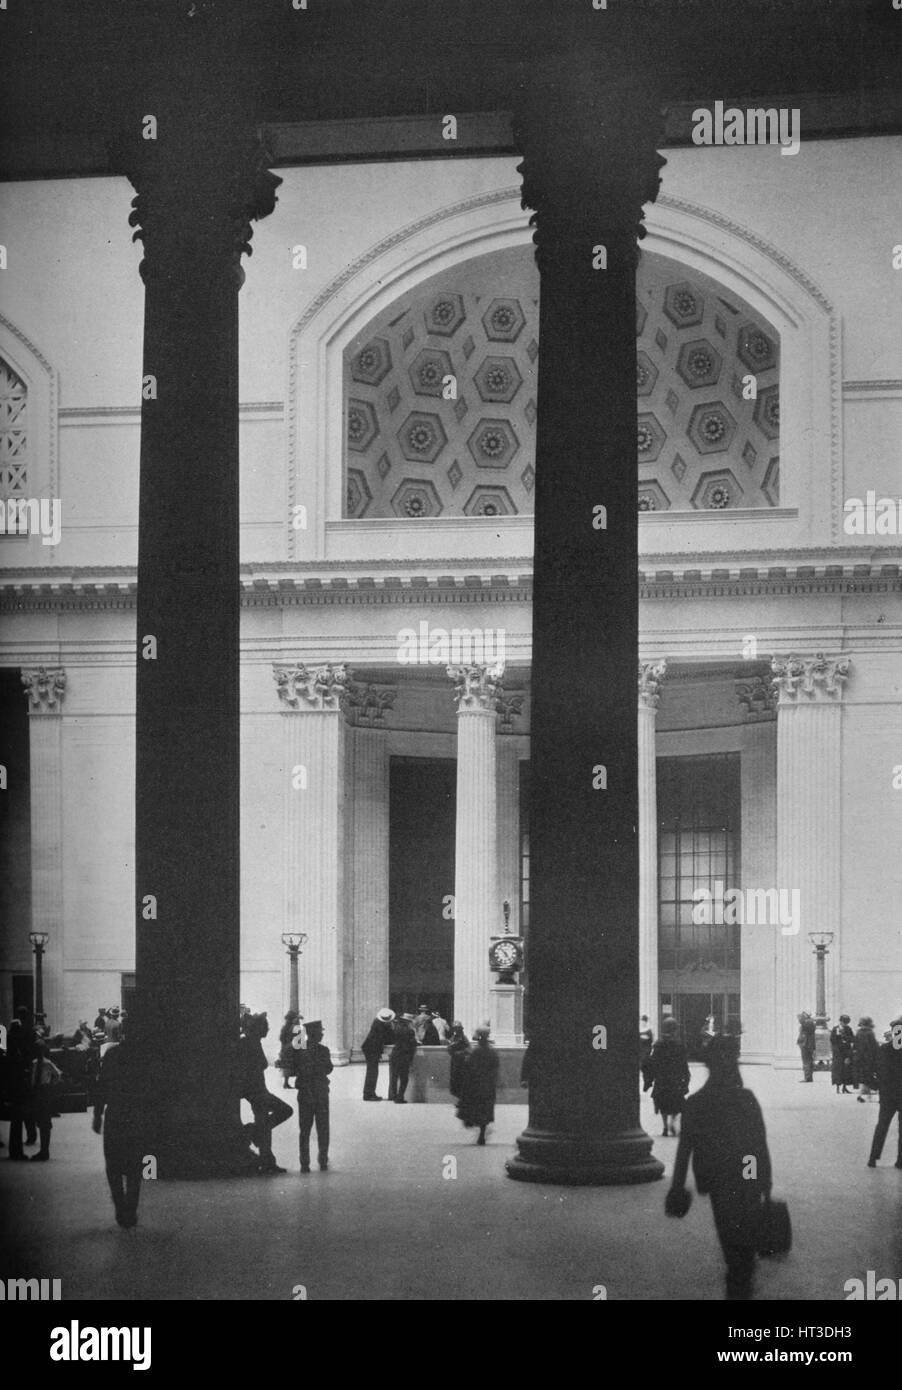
(507, 61, 666, 1184)
(118, 114, 280, 1177)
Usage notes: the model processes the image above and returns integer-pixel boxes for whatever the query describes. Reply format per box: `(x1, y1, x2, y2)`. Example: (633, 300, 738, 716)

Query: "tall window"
(0, 358, 27, 500)
(657, 754, 741, 974)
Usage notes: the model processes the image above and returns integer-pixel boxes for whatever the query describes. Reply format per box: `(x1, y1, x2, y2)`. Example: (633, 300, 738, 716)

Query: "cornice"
(2, 553, 901, 613)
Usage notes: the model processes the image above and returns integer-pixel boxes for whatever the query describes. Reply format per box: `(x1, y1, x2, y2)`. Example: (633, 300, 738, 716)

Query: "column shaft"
(349, 725, 390, 1052)
(452, 701, 499, 1032)
(23, 668, 66, 1028)
(638, 662, 665, 1028)
(507, 63, 665, 1184)
(739, 719, 777, 1061)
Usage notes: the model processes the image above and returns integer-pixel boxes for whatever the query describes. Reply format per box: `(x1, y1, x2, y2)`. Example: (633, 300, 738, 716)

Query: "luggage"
(757, 1196, 792, 1257)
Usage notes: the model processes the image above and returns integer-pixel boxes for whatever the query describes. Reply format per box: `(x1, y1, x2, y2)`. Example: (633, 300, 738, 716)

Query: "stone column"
(638, 661, 666, 1029)
(772, 655, 849, 1065)
(736, 677, 778, 1062)
(346, 682, 394, 1054)
(448, 664, 502, 1033)
(116, 108, 281, 1175)
(507, 58, 665, 1185)
(21, 667, 66, 1029)
(275, 663, 350, 1061)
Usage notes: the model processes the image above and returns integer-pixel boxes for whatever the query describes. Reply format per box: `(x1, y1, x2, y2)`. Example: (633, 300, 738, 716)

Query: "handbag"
(757, 1196, 792, 1257)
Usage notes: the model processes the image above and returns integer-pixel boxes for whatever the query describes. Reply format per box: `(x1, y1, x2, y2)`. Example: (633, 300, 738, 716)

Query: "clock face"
(492, 940, 520, 968)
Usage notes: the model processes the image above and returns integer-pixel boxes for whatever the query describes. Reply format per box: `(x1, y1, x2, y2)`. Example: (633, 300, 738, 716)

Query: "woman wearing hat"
(854, 1017, 879, 1101)
(648, 1017, 691, 1137)
(361, 1008, 395, 1101)
(456, 1026, 499, 1145)
(829, 1014, 855, 1094)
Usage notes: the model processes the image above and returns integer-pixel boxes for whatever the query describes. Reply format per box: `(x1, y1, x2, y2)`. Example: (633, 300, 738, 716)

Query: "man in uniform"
(293, 1019, 333, 1173)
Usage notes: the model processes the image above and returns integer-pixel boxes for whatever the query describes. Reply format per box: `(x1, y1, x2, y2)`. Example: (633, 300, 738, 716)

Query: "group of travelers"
(359, 1006, 499, 1143)
(824, 1013, 887, 1101)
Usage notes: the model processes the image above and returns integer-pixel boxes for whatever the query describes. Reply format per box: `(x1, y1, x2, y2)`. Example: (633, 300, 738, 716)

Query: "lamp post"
(808, 931, 834, 1070)
(281, 932, 307, 1017)
(29, 931, 50, 1028)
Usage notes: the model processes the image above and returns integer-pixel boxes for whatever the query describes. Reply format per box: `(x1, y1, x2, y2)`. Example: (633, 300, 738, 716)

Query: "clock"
(489, 935, 524, 981)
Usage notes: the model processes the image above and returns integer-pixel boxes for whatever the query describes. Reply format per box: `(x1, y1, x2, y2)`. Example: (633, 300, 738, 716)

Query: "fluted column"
(115, 91, 281, 1174)
(496, 731, 523, 939)
(345, 683, 394, 1054)
(772, 655, 850, 1064)
(507, 56, 665, 1185)
(638, 661, 666, 1028)
(448, 664, 502, 1032)
(737, 677, 778, 1061)
(276, 663, 350, 1060)
(21, 667, 66, 1029)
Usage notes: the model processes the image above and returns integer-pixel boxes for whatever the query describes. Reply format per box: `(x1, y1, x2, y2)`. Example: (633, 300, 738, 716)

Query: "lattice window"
(0, 358, 28, 499)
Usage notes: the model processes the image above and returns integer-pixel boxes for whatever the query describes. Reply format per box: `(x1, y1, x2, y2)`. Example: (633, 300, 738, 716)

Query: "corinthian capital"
(736, 676, 777, 720)
(771, 654, 851, 704)
(274, 663, 351, 712)
(638, 659, 667, 711)
(346, 682, 396, 728)
(113, 125, 281, 287)
(448, 663, 505, 713)
(513, 54, 666, 266)
(22, 666, 66, 714)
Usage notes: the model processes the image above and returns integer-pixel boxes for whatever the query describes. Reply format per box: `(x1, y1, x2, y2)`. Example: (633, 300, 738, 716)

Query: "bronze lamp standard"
(808, 930, 835, 1070)
(29, 930, 50, 1028)
(281, 932, 308, 1018)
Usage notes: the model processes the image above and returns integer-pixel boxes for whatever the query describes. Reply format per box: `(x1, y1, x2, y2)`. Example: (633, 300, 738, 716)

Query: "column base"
(151, 1120, 261, 1181)
(506, 1126, 665, 1186)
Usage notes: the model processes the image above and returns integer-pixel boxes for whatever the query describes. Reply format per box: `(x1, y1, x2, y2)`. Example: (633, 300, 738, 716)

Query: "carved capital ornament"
(770, 654, 851, 704)
(274, 663, 351, 712)
(22, 666, 66, 714)
(448, 662, 506, 713)
(638, 659, 667, 710)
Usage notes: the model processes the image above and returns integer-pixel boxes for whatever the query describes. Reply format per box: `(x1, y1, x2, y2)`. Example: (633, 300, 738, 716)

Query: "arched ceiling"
(343, 246, 779, 519)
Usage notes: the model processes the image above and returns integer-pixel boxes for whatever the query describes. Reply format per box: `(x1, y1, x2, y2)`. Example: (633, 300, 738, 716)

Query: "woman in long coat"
(447, 1022, 470, 1099)
(854, 1016, 879, 1101)
(829, 1015, 855, 1093)
(648, 1018, 691, 1137)
(456, 1026, 498, 1144)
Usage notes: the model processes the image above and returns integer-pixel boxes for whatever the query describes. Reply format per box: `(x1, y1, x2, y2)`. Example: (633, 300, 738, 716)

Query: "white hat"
(376, 1007, 396, 1023)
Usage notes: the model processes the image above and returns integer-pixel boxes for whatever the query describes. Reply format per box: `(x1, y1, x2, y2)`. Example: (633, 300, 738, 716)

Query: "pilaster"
(638, 660, 666, 1028)
(21, 666, 66, 1028)
(772, 654, 849, 1064)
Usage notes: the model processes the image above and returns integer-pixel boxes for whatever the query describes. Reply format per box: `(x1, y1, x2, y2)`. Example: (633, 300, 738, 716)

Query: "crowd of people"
(642, 1007, 902, 1300)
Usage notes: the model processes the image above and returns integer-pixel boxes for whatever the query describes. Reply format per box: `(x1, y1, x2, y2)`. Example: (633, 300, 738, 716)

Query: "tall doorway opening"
(388, 757, 456, 1019)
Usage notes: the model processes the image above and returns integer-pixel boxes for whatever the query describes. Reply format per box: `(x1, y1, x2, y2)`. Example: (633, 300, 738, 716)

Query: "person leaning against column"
(867, 1015, 902, 1169)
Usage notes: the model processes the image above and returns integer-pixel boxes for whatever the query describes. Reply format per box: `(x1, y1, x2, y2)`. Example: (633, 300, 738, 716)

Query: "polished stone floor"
(1, 1063, 899, 1301)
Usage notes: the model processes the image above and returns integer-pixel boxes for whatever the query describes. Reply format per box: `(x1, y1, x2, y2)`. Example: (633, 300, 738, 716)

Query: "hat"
(305, 1019, 322, 1030)
(376, 1007, 395, 1023)
(473, 1026, 491, 1040)
(401, 1012, 415, 1021)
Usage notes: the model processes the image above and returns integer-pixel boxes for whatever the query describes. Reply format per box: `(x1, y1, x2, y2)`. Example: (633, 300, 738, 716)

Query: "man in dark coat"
(639, 1015, 654, 1092)
(361, 1007, 395, 1100)
(666, 1034, 773, 1301)
(387, 1014, 417, 1103)
(797, 1012, 816, 1081)
(6, 1007, 38, 1159)
(447, 1022, 470, 1098)
(239, 1012, 292, 1174)
(294, 1019, 333, 1172)
(456, 1026, 499, 1144)
(92, 1037, 144, 1227)
(854, 1016, 879, 1099)
(867, 1015, 902, 1168)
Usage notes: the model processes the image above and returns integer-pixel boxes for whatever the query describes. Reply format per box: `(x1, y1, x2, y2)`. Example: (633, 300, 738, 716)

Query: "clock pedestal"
(490, 980, 524, 1047)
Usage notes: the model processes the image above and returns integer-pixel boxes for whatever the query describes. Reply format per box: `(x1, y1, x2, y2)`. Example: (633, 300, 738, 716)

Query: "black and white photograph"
(0, 0, 900, 1352)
